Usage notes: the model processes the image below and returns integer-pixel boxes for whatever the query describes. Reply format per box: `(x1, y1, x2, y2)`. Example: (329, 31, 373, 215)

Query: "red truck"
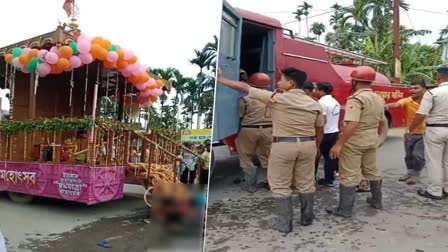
(212, 1, 409, 173)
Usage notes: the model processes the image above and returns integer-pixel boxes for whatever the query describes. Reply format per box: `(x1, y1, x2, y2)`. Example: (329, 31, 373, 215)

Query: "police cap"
(436, 65, 448, 74)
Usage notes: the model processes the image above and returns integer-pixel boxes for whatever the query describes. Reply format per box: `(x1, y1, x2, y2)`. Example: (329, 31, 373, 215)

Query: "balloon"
(69, 55, 82, 68)
(128, 55, 138, 64)
(100, 39, 111, 50)
(38, 49, 48, 61)
(148, 78, 156, 86)
(21, 67, 29, 74)
(29, 49, 39, 58)
(139, 89, 152, 97)
(77, 40, 91, 54)
(128, 75, 139, 83)
(64, 67, 73, 72)
(103, 61, 115, 69)
(26, 57, 40, 72)
(59, 46, 73, 59)
(135, 82, 147, 91)
(77, 34, 91, 43)
(151, 88, 164, 96)
(121, 69, 131, 77)
(22, 48, 31, 55)
(92, 36, 104, 45)
(132, 64, 146, 76)
(12, 47, 22, 57)
(4, 54, 13, 64)
(90, 44, 102, 58)
(116, 46, 124, 60)
(96, 48, 108, 61)
(38, 63, 51, 77)
(137, 73, 150, 83)
(106, 51, 118, 62)
(57, 58, 70, 70)
(123, 50, 134, 60)
(50, 46, 60, 55)
(51, 64, 64, 74)
(69, 42, 79, 55)
(12, 57, 24, 68)
(116, 60, 128, 70)
(19, 54, 31, 65)
(79, 53, 94, 64)
(45, 52, 59, 64)
(108, 44, 117, 52)
(156, 79, 163, 88)
(149, 95, 158, 102)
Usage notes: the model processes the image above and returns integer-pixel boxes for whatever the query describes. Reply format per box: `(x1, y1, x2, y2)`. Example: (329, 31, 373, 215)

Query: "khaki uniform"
(417, 82, 448, 197)
(248, 88, 325, 197)
(340, 88, 386, 186)
(236, 96, 272, 170)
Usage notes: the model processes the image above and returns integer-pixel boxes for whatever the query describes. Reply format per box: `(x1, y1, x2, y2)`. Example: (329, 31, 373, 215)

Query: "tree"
(310, 22, 325, 42)
(299, 2, 313, 37)
(292, 8, 304, 37)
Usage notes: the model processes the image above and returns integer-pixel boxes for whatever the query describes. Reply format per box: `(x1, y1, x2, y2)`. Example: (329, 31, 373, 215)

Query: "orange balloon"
(29, 49, 39, 58)
(128, 55, 138, 64)
(19, 54, 31, 65)
(57, 58, 70, 70)
(149, 95, 158, 102)
(90, 44, 102, 58)
(51, 64, 64, 74)
(96, 48, 108, 61)
(4, 54, 13, 64)
(103, 61, 115, 69)
(128, 75, 138, 83)
(137, 73, 150, 83)
(116, 60, 128, 70)
(92, 36, 104, 45)
(100, 39, 112, 50)
(116, 46, 124, 60)
(59, 46, 73, 59)
(156, 79, 163, 88)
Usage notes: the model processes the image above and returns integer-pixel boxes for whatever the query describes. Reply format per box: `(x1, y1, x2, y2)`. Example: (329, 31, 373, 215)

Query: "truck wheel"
(7, 192, 34, 204)
(377, 117, 389, 148)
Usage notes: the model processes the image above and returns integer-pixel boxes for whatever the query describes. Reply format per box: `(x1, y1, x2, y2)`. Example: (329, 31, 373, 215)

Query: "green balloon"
(12, 47, 22, 57)
(108, 44, 117, 52)
(69, 41, 79, 55)
(26, 57, 40, 72)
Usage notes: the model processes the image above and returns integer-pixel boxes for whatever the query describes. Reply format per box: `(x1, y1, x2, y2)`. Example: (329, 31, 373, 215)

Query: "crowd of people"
(177, 140, 211, 185)
(216, 64, 448, 234)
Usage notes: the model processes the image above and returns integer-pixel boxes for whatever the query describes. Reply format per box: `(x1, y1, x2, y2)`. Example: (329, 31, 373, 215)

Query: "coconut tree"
(310, 22, 326, 42)
(149, 67, 174, 119)
(299, 2, 313, 37)
(292, 8, 304, 37)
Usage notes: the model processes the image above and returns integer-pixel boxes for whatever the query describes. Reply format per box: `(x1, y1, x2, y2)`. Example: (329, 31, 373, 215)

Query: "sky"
(226, 0, 448, 45)
(0, 0, 222, 125)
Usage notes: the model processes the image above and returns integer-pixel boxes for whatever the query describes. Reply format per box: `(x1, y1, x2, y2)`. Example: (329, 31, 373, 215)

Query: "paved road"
(0, 185, 203, 252)
(205, 129, 448, 252)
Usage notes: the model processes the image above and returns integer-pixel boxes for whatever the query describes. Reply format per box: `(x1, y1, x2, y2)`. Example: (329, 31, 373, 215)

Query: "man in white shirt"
(314, 82, 341, 187)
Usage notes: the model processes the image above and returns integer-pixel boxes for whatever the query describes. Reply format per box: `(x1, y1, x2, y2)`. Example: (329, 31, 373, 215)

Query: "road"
(205, 128, 448, 252)
(0, 185, 204, 252)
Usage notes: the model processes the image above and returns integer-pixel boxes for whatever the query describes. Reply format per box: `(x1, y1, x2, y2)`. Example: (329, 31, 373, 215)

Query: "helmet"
(350, 66, 376, 83)
(248, 72, 271, 88)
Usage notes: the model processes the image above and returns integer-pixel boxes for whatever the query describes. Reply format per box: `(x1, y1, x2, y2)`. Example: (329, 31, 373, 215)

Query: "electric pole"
(393, 0, 401, 83)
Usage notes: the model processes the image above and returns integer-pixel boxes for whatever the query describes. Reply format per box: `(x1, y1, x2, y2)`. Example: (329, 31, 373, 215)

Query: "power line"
(282, 10, 336, 25)
(405, 11, 422, 44)
(263, 9, 331, 14)
(408, 8, 448, 16)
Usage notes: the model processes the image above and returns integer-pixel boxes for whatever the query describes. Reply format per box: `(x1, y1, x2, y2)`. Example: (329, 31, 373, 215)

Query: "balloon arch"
(3, 34, 163, 108)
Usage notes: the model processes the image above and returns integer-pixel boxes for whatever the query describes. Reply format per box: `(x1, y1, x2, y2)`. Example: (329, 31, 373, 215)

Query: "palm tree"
(310, 22, 326, 42)
(149, 68, 174, 119)
(299, 2, 313, 37)
(292, 8, 304, 37)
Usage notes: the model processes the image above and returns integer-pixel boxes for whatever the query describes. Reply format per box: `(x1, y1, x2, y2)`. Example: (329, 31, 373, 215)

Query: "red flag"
(63, 0, 74, 17)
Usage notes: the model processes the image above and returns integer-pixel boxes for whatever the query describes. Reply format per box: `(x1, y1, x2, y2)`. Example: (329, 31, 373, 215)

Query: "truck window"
(221, 11, 238, 59)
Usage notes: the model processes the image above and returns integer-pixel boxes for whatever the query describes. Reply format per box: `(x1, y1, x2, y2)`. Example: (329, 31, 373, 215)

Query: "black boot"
(325, 184, 356, 218)
(366, 180, 382, 209)
(299, 192, 315, 226)
(243, 167, 257, 193)
(269, 196, 293, 233)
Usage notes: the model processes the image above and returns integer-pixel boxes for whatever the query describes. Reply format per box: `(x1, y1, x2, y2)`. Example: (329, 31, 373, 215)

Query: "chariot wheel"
(8, 192, 34, 204)
(93, 169, 122, 202)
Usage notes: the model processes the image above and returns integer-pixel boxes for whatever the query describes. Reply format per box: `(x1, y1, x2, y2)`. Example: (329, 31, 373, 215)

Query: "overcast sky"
(227, 0, 448, 45)
(0, 0, 222, 120)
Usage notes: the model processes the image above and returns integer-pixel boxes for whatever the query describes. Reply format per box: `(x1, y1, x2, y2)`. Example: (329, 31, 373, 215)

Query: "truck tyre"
(7, 192, 34, 204)
(377, 117, 389, 148)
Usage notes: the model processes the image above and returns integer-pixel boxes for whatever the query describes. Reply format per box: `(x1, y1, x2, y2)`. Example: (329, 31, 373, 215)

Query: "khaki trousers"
(236, 127, 272, 169)
(339, 143, 382, 186)
(424, 127, 448, 196)
(268, 141, 316, 197)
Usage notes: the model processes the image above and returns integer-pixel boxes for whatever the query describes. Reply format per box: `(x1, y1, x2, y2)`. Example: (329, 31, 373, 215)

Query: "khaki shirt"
(344, 88, 386, 147)
(417, 82, 448, 124)
(248, 87, 325, 137)
(239, 95, 272, 126)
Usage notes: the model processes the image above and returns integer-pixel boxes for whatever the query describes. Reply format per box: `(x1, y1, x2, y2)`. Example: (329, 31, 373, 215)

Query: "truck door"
(259, 29, 276, 90)
(213, 1, 242, 142)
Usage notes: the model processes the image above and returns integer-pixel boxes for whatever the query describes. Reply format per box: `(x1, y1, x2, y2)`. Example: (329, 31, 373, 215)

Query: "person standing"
(303, 82, 316, 98)
(409, 65, 448, 200)
(326, 66, 386, 218)
(217, 67, 324, 233)
(385, 81, 427, 185)
(236, 72, 273, 193)
(314, 82, 340, 187)
(180, 142, 198, 184)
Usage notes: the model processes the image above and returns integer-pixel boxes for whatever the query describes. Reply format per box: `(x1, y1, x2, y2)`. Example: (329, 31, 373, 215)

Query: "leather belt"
(273, 136, 315, 143)
(241, 125, 272, 129)
(426, 123, 448, 127)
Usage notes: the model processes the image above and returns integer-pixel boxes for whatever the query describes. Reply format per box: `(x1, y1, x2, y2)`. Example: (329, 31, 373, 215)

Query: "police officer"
(237, 73, 273, 193)
(217, 67, 324, 233)
(326, 66, 386, 218)
(409, 65, 448, 200)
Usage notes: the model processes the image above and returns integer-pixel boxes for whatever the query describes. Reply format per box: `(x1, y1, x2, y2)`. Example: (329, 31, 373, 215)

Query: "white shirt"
(319, 95, 340, 134)
(417, 82, 448, 124)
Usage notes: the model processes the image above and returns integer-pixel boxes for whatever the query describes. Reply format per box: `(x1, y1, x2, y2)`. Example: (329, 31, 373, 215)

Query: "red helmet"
(350, 66, 376, 83)
(248, 72, 271, 88)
